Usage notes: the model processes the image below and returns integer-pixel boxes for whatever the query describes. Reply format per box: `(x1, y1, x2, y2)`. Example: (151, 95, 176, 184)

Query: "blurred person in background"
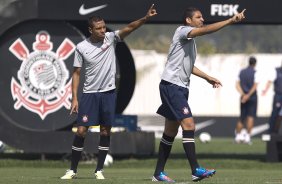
(235, 56, 258, 145)
(262, 62, 282, 133)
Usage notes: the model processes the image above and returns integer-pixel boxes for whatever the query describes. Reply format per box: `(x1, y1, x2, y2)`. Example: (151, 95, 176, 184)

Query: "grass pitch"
(0, 138, 282, 184)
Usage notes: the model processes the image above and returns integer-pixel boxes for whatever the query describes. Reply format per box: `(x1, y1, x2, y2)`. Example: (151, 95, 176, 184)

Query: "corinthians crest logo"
(9, 31, 75, 120)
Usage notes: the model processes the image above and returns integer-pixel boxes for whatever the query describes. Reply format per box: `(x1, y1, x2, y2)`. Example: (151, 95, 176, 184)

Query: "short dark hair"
(182, 7, 200, 25)
(249, 56, 256, 66)
(88, 16, 104, 28)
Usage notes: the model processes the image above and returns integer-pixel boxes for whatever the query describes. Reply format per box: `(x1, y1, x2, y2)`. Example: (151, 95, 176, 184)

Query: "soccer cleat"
(243, 133, 252, 145)
(95, 170, 105, 179)
(235, 133, 245, 143)
(152, 172, 175, 182)
(234, 130, 245, 144)
(192, 167, 216, 182)
(60, 169, 77, 179)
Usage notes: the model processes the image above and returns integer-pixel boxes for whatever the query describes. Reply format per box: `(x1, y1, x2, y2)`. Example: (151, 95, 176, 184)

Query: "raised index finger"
(241, 9, 246, 15)
(150, 4, 155, 9)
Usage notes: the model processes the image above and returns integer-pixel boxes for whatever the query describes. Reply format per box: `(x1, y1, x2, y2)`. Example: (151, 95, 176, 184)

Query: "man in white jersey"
(152, 7, 246, 182)
(61, 4, 157, 180)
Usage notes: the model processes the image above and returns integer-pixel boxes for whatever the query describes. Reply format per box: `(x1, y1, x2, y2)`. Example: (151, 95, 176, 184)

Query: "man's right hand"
(70, 99, 78, 115)
(231, 9, 246, 23)
(241, 94, 249, 103)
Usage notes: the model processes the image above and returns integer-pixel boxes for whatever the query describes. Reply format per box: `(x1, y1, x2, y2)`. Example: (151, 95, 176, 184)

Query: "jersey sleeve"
(178, 26, 194, 40)
(236, 71, 241, 82)
(105, 31, 122, 45)
(268, 69, 276, 81)
(114, 30, 122, 42)
(73, 48, 83, 67)
(254, 71, 260, 83)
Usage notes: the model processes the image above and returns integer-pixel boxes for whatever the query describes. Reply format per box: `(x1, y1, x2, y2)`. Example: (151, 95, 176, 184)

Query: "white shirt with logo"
(73, 31, 121, 93)
(161, 26, 196, 88)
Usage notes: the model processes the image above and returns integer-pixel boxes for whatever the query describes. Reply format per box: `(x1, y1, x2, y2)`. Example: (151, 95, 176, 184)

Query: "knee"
(100, 126, 111, 136)
(182, 121, 195, 130)
(76, 128, 87, 137)
(100, 131, 110, 136)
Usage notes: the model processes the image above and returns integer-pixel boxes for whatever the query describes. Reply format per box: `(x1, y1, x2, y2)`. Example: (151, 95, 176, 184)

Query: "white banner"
(124, 51, 282, 117)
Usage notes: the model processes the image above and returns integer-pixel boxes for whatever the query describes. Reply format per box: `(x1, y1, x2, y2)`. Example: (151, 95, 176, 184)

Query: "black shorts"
(157, 80, 192, 121)
(76, 90, 116, 126)
(240, 96, 257, 121)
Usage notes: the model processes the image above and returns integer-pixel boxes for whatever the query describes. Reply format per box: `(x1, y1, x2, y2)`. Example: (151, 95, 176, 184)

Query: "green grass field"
(1, 138, 282, 184)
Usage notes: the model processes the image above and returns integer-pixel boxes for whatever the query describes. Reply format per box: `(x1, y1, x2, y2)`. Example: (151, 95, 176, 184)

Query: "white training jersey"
(73, 31, 121, 93)
(161, 26, 196, 88)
